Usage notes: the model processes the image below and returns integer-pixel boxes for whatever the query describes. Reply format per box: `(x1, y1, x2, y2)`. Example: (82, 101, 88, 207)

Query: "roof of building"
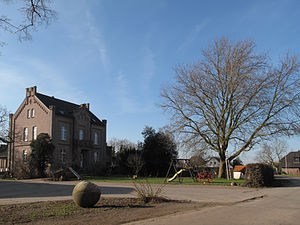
(233, 165, 246, 172)
(0, 145, 8, 158)
(35, 93, 104, 126)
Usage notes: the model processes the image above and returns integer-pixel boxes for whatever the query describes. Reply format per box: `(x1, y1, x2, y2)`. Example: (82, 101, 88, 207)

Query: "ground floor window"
(61, 149, 66, 164)
(94, 152, 99, 163)
(23, 150, 28, 162)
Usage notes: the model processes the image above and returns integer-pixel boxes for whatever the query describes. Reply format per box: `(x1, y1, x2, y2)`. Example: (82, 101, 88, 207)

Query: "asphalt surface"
(1, 176, 300, 225)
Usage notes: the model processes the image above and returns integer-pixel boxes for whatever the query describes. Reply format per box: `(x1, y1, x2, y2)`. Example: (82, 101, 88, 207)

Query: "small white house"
(233, 165, 246, 180)
(206, 157, 233, 169)
(206, 157, 220, 168)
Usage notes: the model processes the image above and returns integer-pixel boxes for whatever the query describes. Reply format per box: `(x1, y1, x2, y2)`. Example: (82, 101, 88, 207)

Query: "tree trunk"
(218, 158, 226, 178)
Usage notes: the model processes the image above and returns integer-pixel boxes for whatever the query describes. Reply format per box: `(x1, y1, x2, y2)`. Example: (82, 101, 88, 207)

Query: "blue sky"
(1, 0, 300, 161)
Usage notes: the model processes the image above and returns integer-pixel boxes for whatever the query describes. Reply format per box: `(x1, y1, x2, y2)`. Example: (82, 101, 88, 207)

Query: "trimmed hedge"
(245, 163, 274, 187)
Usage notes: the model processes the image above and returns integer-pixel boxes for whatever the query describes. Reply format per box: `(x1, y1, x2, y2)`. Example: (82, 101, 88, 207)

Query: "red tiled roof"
(233, 165, 246, 172)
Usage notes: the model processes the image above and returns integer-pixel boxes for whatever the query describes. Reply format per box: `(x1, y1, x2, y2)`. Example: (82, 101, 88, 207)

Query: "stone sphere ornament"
(72, 181, 101, 207)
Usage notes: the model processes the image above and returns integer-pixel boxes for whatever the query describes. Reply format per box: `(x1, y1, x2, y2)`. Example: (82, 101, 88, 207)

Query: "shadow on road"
(273, 175, 300, 188)
(0, 180, 134, 199)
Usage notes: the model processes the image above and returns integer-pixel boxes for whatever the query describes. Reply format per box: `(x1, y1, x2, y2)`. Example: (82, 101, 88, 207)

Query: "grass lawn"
(82, 176, 245, 186)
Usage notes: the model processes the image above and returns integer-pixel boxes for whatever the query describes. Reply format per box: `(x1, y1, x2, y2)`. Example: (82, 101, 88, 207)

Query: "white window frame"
(24, 127, 28, 141)
(61, 125, 67, 141)
(79, 129, 84, 140)
(32, 126, 37, 140)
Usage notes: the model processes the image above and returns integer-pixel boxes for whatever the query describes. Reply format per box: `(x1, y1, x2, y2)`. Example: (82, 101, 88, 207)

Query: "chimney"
(26, 86, 37, 97)
(80, 103, 90, 110)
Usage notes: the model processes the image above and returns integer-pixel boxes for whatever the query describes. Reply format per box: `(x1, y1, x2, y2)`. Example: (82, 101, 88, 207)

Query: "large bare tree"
(161, 38, 300, 178)
(0, 0, 56, 41)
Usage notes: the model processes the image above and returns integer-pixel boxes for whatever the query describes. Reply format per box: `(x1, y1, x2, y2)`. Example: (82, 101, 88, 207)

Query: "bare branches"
(256, 139, 288, 165)
(161, 38, 300, 177)
(0, 105, 9, 143)
(0, 0, 56, 41)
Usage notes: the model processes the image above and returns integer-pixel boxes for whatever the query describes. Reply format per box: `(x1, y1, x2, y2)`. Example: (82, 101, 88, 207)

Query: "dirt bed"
(0, 197, 222, 225)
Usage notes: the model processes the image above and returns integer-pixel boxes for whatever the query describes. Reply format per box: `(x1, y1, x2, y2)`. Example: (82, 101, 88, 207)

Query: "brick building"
(280, 150, 300, 175)
(8, 86, 111, 177)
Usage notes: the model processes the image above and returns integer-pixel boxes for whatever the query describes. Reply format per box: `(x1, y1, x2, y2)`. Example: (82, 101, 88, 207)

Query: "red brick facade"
(8, 86, 111, 177)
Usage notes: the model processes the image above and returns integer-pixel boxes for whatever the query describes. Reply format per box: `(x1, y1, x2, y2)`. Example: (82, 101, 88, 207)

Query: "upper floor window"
(23, 127, 28, 141)
(31, 109, 35, 118)
(27, 109, 31, 118)
(79, 129, 84, 140)
(23, 150, 28, 162)
(294, 157, 300, 163)
(61, 149, 66, 164)
(94, 132, 99, 145)
(61, 126, 67, 141)
(32, 126, 37, 140)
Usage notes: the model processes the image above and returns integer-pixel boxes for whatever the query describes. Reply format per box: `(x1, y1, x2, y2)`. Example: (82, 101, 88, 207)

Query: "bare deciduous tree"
(256, 139, 288, 166)
(127, 153, 144, 176)
(108, 138, 137, 153)
(161, 38, 300, 178)
(0, 0, 56, 41)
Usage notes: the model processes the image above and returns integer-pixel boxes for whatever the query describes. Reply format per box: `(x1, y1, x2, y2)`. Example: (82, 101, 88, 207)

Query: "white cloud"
(85, 11, 109, 71)
(178, 19, 209, 52)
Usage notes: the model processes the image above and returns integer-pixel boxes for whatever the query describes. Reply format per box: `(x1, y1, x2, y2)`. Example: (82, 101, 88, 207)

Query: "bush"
(132, 179, 166, 203)
(245, 163, 274, 187)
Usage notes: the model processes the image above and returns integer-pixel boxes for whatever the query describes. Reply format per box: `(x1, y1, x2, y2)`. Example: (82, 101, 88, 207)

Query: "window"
(94, 132, 98, 145)
(294, 157, 300, 163)
(23, 127, 28, 141)
(79, 129, 84, 140)
(61, 149, 66, 164)
(31, 109, 35, 118)
(61, 126, 67, 140)
(32, 126, 37, 140)
(23, 150, 28, 162)
(27, 109, 31, 118)
(94, 152, 98, 163)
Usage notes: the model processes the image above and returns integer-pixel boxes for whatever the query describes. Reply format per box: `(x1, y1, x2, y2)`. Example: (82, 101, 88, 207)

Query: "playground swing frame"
(164, 159, 196, 183)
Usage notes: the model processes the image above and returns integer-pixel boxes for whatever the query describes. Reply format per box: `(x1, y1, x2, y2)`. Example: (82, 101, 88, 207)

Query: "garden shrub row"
(245, 163, 274, 187)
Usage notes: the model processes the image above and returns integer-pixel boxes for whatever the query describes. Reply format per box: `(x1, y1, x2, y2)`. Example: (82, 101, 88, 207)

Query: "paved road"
(1, 176, 300, 225)
(0, 179, 265, 205)
(126, 176, 300, 225)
